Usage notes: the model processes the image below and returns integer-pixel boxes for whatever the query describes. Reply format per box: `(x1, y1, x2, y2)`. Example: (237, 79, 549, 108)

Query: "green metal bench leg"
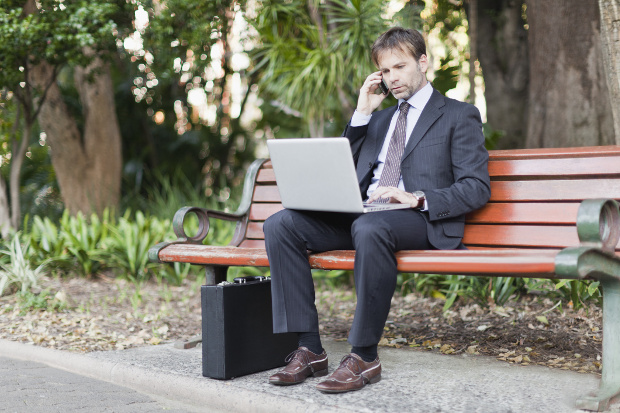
(577, 277, 620, 411)
(556, 199, 620, 411)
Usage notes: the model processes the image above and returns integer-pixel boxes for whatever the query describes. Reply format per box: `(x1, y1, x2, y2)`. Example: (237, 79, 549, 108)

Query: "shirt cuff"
(350, 110, 372, 127)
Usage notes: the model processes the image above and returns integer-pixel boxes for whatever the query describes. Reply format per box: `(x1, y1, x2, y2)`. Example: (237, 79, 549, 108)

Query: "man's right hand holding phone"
(356, 71, 389, 116)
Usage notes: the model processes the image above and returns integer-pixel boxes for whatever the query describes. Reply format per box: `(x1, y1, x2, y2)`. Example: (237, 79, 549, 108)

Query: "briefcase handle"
(233, 276, 268, 284)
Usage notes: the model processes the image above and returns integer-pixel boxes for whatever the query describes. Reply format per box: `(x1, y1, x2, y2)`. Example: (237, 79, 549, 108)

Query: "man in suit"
(264, 27, 491, 393)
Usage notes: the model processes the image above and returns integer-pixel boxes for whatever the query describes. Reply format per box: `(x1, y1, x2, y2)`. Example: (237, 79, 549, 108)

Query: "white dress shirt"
(350, 82, 433, 204)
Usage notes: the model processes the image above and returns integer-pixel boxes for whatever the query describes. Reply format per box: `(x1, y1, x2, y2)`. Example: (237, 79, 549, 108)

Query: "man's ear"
(418, 54, 429, 73)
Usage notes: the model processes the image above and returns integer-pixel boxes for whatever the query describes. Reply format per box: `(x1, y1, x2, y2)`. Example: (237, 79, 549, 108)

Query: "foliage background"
(0, 0, 614, 310)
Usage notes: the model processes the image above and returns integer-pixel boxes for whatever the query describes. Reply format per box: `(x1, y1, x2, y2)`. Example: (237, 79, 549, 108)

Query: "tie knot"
(399, 101, 410, 115)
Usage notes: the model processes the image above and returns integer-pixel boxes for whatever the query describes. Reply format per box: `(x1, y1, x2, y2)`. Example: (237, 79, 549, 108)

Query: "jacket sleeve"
(424, 103, 491, 222)
(342, 122, 368, 164)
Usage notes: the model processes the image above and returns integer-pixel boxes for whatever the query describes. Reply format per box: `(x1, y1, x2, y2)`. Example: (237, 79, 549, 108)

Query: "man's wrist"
(412, 191, 425, 209)
(350, 110, 372, 127)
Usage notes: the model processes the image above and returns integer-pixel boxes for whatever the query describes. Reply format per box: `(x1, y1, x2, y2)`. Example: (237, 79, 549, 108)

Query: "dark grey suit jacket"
(343, 88, 491, 249)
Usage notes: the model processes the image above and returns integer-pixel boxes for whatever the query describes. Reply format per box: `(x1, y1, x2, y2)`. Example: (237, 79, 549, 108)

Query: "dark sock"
(351, 345, 378, 362)
(297, 332, 323, 355)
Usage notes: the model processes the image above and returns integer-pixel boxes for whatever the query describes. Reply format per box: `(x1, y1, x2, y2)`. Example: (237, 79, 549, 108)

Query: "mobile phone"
(379, 79, 389, 95)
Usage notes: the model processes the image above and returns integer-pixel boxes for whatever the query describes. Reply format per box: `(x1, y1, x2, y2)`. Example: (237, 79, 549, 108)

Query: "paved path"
(0, 338, 614, 412)
(0, 356, 199, 413)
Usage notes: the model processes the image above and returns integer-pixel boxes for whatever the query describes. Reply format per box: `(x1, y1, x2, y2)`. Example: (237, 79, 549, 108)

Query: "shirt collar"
(399, 82, 433, 111)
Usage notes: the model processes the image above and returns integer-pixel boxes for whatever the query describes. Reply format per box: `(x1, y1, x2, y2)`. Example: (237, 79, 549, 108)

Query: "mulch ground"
(0, 275, 602, 375)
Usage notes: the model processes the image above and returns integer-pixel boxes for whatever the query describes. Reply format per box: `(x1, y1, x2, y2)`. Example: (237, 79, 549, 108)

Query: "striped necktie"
(375, 101, 410, 202)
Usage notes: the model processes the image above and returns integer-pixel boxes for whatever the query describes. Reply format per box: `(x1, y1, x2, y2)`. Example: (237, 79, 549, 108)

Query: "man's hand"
(356, 71, 389, 116)
(367, 186, 419, 208)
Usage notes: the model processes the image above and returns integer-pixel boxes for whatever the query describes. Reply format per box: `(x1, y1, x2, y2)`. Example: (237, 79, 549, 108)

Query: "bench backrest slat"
(490, 179, 620, 201)
(252, 185, 280, 203)
(467, 203, 580, 224)
(464, 224, 579, 249)
(238, 146, 620, 251)
(488, 156, 620, 178)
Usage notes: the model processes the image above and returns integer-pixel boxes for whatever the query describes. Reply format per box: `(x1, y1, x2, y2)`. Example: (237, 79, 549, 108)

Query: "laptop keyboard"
(362, 203, 407, 211)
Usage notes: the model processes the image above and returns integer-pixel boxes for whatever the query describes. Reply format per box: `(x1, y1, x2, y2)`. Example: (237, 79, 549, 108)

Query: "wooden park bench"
(149, 145, 620, 411)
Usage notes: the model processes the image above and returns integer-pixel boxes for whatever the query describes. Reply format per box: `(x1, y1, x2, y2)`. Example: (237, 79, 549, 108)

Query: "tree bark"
(598, 0, 620, 145)
(73, 56, 122, 213)
(525, 0, 614, 148)
(10, 122, 30, 228)
(473, 0, 529, 149)
(32, 58, 122, 216)
(0, 176, 10, 238)
(468, 0, 477, 105)
(0, 105, 23, 236)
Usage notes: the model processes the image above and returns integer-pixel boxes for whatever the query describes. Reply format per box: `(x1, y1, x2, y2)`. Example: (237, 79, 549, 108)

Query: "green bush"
(0, 233, 47, 296)
(104, 210, 168, 282)
(59, 210, 111, 277)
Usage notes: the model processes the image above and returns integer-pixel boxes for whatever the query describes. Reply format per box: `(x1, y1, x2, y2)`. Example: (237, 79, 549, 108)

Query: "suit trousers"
(264, 208, 431, 347)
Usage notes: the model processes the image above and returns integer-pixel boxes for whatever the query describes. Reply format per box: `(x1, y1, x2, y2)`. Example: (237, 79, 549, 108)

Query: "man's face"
(377, 48, 428, 100)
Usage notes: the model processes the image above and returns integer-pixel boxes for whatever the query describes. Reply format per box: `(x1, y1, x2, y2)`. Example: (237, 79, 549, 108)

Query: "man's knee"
(264, 209, 296, 240)
(351, 215, 392, 245)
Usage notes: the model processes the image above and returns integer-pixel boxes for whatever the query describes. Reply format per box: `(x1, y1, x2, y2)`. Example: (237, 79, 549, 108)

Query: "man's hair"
(371, 27, 427, 66)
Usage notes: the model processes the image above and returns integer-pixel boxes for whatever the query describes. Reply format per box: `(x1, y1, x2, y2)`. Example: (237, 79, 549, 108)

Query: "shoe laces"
(285, 348, 312, 368)
(338, 354, 363, 375)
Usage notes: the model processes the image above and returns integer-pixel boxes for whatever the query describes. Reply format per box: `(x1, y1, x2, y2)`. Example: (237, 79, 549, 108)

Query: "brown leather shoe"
(316, 353, 381, 393)
(269, 347, 328, 386)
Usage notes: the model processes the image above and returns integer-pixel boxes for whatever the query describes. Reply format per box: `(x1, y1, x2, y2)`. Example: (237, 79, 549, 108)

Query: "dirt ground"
(0, 275, 602, 376)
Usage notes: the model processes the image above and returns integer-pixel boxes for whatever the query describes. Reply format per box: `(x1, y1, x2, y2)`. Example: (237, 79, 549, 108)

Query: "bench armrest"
(556, 198, 620, 279)
(148, 159, 267, 262)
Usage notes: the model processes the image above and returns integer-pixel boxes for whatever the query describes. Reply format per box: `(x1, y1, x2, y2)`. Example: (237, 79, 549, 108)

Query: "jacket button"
(368, 162, 373, 168)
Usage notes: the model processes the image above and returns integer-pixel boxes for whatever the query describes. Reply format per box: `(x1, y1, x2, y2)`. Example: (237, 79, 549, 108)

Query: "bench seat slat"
(158, 245, 562, 277)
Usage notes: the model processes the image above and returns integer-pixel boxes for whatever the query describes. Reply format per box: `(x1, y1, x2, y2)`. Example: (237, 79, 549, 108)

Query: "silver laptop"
(267, 138, 411, 213)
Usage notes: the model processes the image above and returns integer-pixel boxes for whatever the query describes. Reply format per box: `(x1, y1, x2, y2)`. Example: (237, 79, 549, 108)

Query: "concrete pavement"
(0, 338, 613, 412)
(0, 356, 200, 413)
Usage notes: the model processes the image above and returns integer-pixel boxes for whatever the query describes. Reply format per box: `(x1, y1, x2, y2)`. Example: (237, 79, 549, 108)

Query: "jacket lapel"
(373, 105, 398, 156)
(402, 89, 445, 161)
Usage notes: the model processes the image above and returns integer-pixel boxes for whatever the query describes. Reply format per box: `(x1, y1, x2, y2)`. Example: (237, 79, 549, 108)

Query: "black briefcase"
(201, 277, 298, 379)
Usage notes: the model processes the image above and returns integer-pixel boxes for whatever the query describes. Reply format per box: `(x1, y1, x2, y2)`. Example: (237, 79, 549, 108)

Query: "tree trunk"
(73, 56, 122, 213)
(10, 122, 30, 228)
(525, 0, 614, 148)
(473, 0, 529, 149)
(468, 0, 477, 105)
(598, 0, 620, 145)
(0, 176, 10, 238)
(32, 58, 122, 216)
(21, 0, 122, 216)
(0, 105, 23, 236)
